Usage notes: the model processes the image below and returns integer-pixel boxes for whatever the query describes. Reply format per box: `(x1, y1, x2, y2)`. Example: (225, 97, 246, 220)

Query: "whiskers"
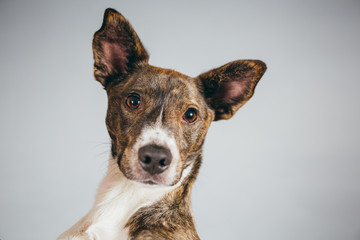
(88, 140, 112, 171)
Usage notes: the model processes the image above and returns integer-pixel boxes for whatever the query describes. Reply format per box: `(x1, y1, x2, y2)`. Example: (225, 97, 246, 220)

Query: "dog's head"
(93, 9, 266, 187)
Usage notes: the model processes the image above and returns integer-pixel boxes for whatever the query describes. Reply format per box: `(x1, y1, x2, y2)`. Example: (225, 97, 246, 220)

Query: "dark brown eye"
(183, 108, 198, 123)
(125, 94, 141, 109)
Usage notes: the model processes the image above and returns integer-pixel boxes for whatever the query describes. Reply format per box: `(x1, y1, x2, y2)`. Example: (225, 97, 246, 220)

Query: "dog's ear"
(93, 8, 149, 87)
(197, 60, 266, 121)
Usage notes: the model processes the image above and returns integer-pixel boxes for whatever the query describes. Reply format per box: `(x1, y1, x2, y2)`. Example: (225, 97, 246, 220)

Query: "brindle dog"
(58, 8, 266, 240)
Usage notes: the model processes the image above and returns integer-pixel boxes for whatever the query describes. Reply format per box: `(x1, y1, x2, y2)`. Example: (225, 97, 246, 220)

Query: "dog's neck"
(85, 155, 199, 239)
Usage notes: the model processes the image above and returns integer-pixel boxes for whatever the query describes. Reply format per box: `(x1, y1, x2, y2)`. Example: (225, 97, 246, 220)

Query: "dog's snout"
(139, 145, 172, 175)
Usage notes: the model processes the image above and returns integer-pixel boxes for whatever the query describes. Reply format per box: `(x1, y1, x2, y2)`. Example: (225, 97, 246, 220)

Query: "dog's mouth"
(140, 180, 159, 185)
(117, 154, 178, 187)
(133, 172, 177, 187)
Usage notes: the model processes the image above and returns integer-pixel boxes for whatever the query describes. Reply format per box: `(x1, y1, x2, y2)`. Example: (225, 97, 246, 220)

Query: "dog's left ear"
(197, 60, 266, 121)
(93, 8, 149, 87)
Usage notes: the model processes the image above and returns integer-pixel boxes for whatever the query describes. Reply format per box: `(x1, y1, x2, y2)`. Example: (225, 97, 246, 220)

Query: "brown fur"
(76, 8, 266, 239)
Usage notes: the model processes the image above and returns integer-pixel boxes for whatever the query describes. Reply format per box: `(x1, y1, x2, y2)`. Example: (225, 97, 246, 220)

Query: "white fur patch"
(86, 167, 173, 240)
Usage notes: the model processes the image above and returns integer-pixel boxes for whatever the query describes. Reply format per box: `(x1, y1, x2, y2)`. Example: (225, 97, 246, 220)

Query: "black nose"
(138, 145, 172, 175)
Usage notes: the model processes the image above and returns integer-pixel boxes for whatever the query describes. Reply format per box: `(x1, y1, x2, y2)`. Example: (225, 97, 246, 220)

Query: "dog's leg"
(57, 214, 93, 240)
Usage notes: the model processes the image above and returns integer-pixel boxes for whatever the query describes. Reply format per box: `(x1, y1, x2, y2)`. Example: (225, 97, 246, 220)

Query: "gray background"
(0, 0, 359, 239)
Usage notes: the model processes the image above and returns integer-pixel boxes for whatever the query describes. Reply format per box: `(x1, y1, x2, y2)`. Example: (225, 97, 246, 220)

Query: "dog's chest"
(85, 178, 172, 240)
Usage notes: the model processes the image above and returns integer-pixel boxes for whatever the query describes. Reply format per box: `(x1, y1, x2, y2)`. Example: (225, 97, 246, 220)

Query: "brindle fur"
(59, 8, 266, 240)
(105, 66, 212, 187)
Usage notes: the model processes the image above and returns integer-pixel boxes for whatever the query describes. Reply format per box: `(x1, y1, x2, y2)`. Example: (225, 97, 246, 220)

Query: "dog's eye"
(183, 108, 198, 123)
(125, 94, 141, 109)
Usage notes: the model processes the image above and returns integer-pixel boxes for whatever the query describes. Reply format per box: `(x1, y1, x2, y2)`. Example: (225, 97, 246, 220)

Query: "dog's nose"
(138, 145, 172, 175)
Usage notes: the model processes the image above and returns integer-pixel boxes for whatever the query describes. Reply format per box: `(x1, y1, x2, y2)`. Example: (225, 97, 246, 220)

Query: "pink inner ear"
(102, 41, 129, 74)
(221, 81, 246, 99)
(215, 76, 252, 105)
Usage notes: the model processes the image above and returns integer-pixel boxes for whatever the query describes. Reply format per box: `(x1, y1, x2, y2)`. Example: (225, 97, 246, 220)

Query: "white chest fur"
(58, 158, 193, 240)
(86, 163, 175, 239)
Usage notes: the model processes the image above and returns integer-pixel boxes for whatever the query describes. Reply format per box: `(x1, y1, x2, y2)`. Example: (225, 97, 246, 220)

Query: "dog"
(58, 8, 266, 240)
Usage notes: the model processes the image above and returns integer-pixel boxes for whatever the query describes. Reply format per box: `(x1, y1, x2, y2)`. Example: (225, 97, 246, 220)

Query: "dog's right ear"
(93, 8, 149, 87)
